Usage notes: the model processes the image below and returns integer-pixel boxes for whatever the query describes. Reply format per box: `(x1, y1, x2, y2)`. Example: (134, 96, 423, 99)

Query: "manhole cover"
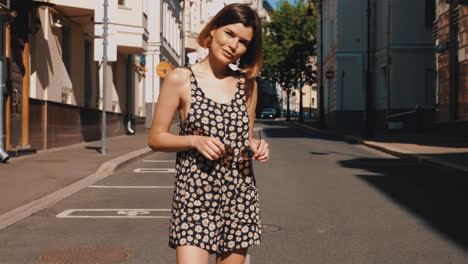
(39, 248, 135, 264)
(262, 224, 281, 233)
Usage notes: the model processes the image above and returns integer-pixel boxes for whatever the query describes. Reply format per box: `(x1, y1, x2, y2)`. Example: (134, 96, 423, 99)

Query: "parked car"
(259, 108, 276, 119)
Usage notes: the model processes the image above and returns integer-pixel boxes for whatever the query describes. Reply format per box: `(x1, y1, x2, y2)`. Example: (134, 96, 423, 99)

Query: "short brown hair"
(197, 3, 263, 79)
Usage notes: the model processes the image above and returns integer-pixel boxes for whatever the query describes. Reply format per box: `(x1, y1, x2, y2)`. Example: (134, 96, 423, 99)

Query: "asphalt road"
(1, 120, 468, 263)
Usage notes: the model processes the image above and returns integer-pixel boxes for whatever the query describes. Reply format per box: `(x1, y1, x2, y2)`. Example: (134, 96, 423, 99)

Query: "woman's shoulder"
(164, 66, 191, 85)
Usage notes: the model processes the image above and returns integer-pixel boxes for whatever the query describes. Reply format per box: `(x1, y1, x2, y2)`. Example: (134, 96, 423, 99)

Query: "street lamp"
(309, 0, 326, 129)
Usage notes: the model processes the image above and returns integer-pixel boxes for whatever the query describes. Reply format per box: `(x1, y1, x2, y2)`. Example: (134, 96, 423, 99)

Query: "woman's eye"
(226, 31, 234, 36)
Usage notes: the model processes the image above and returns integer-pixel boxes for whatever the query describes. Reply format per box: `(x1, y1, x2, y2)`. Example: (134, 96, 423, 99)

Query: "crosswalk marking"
(88, 185, 174, 189)
(56, 209, 171, 219)
(143, 160, 175, 163)
(133, 168, 176, 173)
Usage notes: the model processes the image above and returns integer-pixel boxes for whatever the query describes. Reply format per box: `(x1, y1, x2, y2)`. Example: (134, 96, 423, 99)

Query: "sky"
(272, 0, 300, 9)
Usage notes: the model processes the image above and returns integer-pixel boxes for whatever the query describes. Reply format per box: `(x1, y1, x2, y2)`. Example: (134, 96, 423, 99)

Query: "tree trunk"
(286, 89, 290, 121)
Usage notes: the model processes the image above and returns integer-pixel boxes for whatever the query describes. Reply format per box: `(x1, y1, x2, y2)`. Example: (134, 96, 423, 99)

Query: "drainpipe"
(448, 0, 459, 121)
(386, 0, 392, 113)
(363, 0, 374, 137)
(0, 15, 10, 162)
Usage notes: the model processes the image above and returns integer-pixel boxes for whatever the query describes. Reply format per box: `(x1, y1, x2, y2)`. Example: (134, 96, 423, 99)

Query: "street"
(1, 121, 468, 263)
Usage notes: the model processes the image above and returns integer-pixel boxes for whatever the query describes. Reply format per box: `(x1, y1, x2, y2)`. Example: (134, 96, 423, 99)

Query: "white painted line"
(143, 160, 175, 163)
(133, 168, 175, 173)
(245, 254, 251, 264)
(56, 209, 171, 219)
(0, 147, 152, 231)
(89, 185, 174, 189)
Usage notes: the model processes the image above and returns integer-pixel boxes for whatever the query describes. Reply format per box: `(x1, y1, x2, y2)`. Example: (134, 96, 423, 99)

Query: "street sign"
(326, 70, 335, 80)
(157, 61, 172, 78)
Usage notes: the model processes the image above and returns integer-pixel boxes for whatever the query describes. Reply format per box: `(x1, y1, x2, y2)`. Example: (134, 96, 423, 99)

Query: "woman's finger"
(207, 141, 223, 158)
(200, 150, 215, 160)
(210, 138, 226, 155)
(257, 145, 269, 161)
(206, 146, 220, 159)
(250, 139, 261, 156)
(256, 140, 267, 158)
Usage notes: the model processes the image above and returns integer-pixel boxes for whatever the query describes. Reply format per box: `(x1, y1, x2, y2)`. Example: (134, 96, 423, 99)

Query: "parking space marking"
(56, 209, 171, 219)
(88, 185, 174, 189)
(143, 160, 175, 163)
(133, 168, 176, 173)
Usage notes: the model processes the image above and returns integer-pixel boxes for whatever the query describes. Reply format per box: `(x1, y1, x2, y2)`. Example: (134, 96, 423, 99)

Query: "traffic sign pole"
(102, 0, 108, 154)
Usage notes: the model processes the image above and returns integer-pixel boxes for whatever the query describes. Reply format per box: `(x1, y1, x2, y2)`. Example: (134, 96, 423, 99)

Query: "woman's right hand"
(191, 136, 227, 160)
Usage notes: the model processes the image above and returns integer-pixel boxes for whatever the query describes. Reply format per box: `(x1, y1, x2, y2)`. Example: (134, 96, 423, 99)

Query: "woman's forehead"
(220, 23, 253, 40)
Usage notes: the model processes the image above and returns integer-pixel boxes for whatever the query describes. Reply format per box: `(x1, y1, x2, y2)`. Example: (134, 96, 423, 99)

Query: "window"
(425, 0, 436, 28)
(118, 0, 125, 6)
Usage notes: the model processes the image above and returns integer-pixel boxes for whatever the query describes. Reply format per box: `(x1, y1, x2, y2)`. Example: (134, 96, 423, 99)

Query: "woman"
(148, 4, 269, 264)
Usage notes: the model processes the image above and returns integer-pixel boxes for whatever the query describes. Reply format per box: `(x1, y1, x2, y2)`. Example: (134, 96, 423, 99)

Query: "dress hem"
(168, 239, 261, 255)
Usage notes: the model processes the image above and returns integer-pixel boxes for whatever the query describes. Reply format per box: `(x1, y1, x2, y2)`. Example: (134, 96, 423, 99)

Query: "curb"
(0, 147, 153, 231)
(290, 121, 468, 175)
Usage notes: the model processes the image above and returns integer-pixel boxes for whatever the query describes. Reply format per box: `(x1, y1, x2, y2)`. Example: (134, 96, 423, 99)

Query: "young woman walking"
(148, 4, 270, 264)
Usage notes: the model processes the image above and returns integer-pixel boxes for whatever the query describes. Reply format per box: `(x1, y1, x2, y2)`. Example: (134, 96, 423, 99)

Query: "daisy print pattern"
(169, 65, 261, 254)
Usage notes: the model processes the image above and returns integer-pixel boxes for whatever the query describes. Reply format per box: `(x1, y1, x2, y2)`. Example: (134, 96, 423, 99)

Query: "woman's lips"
(223, 49, 234, 59)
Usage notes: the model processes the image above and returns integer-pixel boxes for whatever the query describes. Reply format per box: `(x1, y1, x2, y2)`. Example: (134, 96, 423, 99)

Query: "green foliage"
(261, 0, 317, 90)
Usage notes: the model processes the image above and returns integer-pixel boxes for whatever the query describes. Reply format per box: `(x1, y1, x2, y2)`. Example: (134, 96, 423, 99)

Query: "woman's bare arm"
(245, 78, 269, 162)
(148, 68, 197, 152)
(245, 78, 258, 140)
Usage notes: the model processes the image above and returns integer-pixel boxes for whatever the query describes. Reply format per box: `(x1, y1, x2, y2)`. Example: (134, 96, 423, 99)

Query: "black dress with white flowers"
(168, 65, 261, 254)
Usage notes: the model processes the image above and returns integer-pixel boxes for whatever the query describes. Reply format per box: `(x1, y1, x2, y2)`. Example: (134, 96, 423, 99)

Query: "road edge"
(290, 121, 468, 175)
(0, 147, 154, 231)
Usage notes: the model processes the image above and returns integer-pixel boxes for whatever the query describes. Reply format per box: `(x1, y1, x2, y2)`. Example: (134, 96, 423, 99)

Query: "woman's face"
(210, 23, 253, 65)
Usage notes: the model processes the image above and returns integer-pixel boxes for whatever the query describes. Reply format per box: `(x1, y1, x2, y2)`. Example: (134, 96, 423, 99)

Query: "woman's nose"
(228, 39, 238, 51)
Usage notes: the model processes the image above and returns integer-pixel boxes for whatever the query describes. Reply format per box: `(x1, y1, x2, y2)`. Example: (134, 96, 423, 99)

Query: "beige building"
(319, 0, 436, 130)
(433, 1, 468, 126)
(145, 0, 183, 127)
(4, 0, 149, 153)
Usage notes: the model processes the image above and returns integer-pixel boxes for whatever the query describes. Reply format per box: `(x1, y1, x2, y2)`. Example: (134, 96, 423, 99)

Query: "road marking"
(245, 254, 251, 264)
(143, 160, 175, 163)
(133, 168, 175, 173)
(88, 185, 174, 189)
(56, 209, 171, 219)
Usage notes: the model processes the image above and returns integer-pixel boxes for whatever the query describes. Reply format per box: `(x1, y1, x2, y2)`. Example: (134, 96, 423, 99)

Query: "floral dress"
(168, 65, 261, 254)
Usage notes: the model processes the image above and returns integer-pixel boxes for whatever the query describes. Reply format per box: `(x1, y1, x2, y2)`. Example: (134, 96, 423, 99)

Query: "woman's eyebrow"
(226, 28, 251, 43)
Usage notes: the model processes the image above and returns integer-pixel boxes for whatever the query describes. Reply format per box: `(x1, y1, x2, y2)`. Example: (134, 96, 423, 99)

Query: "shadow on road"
(258, 120, 349, 142)
(339, 157, 468, 252)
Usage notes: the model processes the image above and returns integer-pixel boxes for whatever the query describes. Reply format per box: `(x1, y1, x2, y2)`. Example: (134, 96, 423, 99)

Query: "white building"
(145, 0, 183, 127)
(319, 0, 435, 129)
(6, 0, 150, 151)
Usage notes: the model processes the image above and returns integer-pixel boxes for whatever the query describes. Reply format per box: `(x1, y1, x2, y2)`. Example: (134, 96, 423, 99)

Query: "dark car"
(259, 108, 276, 119)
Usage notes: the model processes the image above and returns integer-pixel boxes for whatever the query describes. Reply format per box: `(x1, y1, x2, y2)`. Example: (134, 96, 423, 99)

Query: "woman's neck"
(198, 53, 231, 79)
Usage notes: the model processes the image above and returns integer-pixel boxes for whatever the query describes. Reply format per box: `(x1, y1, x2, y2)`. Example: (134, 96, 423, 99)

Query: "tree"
(261, 0, 317, 121)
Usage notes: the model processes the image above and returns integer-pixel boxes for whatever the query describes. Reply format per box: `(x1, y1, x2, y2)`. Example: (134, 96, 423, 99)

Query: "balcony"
(185, 32, 198, 53)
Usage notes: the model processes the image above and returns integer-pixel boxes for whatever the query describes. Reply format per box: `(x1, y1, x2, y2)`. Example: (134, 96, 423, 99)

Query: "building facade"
(319, 0, 436, 130)
(145, 0, 183, 128)
(2, 0, 149, 154)
(434, 0, 468, 124)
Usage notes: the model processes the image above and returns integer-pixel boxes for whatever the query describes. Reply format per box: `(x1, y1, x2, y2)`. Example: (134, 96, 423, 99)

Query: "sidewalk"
(0, 124, 177, 230)
(290, 120, 468, 175)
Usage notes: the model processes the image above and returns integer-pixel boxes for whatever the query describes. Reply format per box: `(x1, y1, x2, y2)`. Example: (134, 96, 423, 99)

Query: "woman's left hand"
(249, 138, 270, 162)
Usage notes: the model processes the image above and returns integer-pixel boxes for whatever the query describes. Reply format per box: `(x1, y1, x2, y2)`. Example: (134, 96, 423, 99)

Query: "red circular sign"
(325, 70, 335, 80)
